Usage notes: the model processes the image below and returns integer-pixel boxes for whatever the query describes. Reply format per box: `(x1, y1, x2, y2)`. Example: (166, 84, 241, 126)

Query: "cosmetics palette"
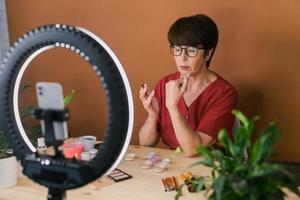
(107, 168, 132, 182)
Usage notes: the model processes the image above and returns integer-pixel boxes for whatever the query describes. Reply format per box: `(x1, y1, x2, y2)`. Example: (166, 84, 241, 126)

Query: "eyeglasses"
(169, 45, 204, 57)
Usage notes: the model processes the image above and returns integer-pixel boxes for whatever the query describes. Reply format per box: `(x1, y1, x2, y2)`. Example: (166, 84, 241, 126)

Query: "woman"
(139, 14, 238, 157)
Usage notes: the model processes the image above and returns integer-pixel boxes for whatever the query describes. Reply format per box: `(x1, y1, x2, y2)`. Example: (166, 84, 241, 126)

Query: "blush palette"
(107, 168, 132, 182)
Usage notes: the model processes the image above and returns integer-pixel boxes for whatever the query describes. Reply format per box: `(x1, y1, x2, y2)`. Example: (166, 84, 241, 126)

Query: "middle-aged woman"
(139, 14, 238, 157)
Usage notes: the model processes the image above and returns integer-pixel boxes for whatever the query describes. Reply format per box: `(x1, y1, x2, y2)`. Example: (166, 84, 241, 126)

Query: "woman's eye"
(188, 48, 197, 53)
(174, 47, 181, 51)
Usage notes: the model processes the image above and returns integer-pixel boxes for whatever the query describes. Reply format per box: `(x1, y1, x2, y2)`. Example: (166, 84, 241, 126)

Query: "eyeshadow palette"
(107, 168, 132, 182)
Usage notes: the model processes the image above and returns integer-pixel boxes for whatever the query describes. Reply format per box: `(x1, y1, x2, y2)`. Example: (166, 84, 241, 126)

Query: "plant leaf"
(196, 146, 213, 160)
(0, 130, 8, 159)
(191, 159, 214, 168)
(20, 105, 35, 120)
(196, 146, 216, 168)
(251, 122, 281, 165)
(228, 176, 248, 197)
(192, 177, 206, 192)
(213, 175, 226, 200)
(218, 129, 236, 156)
(175, 183, 185, 200)
(64, 89, 76, 106)
(232, 110, 249, 127)
(19, 84, 31, 94)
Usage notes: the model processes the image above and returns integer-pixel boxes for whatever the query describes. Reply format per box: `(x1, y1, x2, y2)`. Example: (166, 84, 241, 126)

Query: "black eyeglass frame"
(169, 45, 205, 57)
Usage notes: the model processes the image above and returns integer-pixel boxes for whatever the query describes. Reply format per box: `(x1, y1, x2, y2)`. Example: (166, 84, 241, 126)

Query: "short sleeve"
(197, 88, 238, 139)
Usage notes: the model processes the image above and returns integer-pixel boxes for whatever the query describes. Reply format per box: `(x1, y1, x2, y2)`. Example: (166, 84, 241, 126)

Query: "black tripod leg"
(48, 188, 66, 200)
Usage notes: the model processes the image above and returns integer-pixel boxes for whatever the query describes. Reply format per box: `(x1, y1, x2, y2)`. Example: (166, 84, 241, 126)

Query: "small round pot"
(0, 156, 17, 188)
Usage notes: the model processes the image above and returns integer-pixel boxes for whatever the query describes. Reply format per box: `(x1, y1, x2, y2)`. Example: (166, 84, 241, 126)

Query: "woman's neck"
(187, 68, 216, 91)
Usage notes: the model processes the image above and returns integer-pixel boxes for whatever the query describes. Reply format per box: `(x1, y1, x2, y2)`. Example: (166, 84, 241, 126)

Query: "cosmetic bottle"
(37, 137, 47, 154)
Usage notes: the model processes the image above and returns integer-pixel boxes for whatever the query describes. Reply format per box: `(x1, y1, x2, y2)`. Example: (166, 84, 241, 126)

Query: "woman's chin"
(179, 71, 190, 76)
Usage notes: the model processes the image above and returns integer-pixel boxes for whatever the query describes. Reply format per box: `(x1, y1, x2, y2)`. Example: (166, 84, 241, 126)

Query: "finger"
(145, 91, 155, 106)
(141, 83, 149, 95)
(139, 87, 144, 95)
(148, 90, 155, 99)
(139, 82, 146, 95)
(180, 74, 189, 94)
(143, 83, 151, 96)
(177, 73, 187, 87)
(139, 88, 148, 101)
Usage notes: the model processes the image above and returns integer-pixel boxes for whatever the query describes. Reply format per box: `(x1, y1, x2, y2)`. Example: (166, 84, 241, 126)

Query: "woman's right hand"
(139, 83, 159, 119)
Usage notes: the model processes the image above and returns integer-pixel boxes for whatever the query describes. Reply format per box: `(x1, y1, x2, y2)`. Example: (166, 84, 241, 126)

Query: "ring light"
(0, 24, 134, 198)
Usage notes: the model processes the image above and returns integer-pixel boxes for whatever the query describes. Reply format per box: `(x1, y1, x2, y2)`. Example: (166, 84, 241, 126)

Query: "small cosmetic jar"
(140, 160, 154, 169)
(62, 142, 84, 159)
(125, 153, 136, 161)
(161, 158, 171, 166)
(77, 135, 96, 152)
(146, 152, 156, 160)
(153, 163, 166, 173)
(81, 151, 90, 161)
(89, 149, 98, 160)
(150, 155, 161, 164)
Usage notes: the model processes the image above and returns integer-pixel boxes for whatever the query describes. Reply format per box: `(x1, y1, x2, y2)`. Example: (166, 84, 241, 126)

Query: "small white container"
(153, 163, 166, 173)
(77, 135, 96, 152)
(37, 137, 47, 154)
(89, 149, 98, 160)
(146, 152, 156, 159)
(125, 153, 136, 161)
(0, 156, 18, 188)
(161, 158, 171, 166)
(140, 160, 153, 169)
(81, 152, 90, 161)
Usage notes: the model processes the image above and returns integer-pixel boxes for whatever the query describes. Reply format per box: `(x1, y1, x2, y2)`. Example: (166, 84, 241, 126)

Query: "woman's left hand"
(165, 74, 189, 110)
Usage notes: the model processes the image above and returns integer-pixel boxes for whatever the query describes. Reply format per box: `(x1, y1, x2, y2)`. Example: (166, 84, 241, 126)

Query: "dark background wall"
(6, 0, 300, 162)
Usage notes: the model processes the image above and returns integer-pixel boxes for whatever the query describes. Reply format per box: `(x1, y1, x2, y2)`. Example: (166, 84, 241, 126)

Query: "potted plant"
(0, 129, 17, 188)
(0, 86, 75, 188)
(176, 110, 300, 200)
(0, 85, 33, 188)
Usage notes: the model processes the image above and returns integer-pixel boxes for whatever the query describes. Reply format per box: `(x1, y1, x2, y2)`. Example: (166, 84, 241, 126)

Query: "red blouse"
(155, 72, 238, 149)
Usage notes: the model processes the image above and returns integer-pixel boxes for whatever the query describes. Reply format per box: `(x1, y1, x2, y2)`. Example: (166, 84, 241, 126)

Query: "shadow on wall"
(237, 83, 263, 119)
(236, 83, 265, 143)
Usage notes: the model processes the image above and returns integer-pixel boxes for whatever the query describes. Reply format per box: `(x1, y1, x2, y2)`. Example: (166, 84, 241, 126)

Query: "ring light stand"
(0, 24, 134, 199)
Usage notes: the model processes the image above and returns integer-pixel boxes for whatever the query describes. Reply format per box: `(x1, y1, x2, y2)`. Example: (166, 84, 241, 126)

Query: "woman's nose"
(179, 51, 188, 61)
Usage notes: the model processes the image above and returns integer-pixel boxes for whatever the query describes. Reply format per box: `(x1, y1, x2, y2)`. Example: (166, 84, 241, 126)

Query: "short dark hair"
(168, 14, 218, 67)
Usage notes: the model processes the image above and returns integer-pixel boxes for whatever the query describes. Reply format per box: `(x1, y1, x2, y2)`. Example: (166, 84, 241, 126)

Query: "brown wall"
(6, 0, 300, 162)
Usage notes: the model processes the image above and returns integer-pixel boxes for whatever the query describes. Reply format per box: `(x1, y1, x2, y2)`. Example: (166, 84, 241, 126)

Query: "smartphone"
(36, 82, 68, 141)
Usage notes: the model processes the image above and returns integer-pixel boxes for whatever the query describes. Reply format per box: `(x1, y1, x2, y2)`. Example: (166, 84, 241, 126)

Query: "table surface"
(0, 145, 299, 200)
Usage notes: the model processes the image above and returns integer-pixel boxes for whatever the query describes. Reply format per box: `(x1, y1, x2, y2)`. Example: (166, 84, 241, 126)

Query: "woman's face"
(171, 45, 207, 77)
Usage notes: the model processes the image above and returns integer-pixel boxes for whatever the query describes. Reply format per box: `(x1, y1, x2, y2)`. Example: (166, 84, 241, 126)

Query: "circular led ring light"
(0, 24, 134, 188)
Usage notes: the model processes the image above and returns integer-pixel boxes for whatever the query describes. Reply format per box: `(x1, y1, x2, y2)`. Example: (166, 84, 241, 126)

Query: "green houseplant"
(0, 129, 9, 159)
(1, 85, 76, 150)
(0, 85, 31, 159)
(0, 85, 75, 158)
(0, 85, 76, 153)
(0, 85, 75, 188)
(176, 110, 300, 200)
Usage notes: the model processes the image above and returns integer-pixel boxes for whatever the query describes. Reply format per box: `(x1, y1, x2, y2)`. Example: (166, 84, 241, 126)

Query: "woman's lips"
(180, 66, 190, 70)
